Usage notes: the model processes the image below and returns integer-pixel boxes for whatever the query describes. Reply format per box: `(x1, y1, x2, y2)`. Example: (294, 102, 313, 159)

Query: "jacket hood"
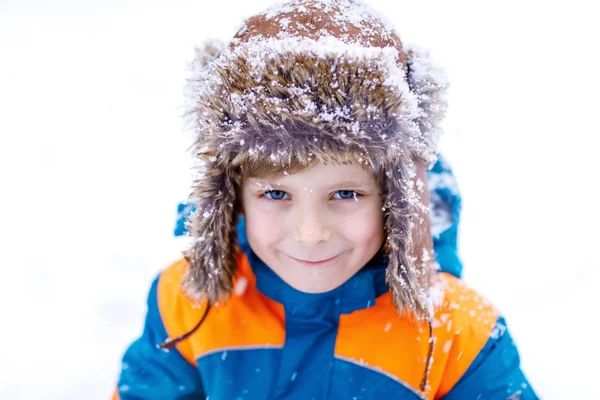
(181, 0, 449, 319)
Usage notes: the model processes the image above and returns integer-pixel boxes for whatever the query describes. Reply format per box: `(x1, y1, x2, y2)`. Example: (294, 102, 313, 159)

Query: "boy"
(113, 0, 537, 398)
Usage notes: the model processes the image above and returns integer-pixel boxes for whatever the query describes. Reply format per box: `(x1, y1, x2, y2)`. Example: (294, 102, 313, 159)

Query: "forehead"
(244, 162, 378, 188)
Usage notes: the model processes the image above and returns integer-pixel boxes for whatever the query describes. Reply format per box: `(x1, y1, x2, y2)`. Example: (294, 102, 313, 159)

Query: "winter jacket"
(112, 221, 537, 399)
(114, 1, 538, 397)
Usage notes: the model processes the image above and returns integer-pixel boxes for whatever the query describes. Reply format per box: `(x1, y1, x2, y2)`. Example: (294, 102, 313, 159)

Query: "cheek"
(340, 204, 384, 247)
(243, 200, 286, 247)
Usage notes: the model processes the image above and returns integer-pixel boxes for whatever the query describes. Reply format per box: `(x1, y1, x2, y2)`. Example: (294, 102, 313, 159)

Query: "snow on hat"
(181, 0, 449, 319)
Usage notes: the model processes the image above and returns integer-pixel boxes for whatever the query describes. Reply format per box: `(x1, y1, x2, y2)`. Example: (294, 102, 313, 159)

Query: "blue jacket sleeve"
(428, 155, 463, 278)
(442, 317, 538, 400)
(115, 276, 204, 399)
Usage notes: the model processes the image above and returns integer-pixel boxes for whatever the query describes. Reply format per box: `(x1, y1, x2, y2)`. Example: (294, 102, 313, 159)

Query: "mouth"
(286, 252, 344, 266)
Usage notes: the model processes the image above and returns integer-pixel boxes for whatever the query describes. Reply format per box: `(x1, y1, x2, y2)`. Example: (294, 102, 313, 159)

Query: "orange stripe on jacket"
(335, 273, 499, 399)
(157, 253, 286, 365)
(434, 274, 500, 397)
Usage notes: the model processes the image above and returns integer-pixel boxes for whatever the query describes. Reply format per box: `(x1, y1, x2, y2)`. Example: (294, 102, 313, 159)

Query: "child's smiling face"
(241, 162, 385, 293)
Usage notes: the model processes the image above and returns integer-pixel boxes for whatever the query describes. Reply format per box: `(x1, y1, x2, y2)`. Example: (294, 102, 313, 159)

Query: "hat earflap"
(182, 162, 241, 305)
(382, 152, 433, 319)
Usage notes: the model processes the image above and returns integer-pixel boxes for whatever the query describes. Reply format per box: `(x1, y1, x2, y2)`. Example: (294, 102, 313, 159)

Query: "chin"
(284, 268, 355, 294)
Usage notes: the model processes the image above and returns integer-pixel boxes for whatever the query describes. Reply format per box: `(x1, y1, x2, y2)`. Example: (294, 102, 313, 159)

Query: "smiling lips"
(288, 253, 342, 266)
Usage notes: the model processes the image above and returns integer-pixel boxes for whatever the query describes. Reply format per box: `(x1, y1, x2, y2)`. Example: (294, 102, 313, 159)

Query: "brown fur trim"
(406, 45, 450, 164)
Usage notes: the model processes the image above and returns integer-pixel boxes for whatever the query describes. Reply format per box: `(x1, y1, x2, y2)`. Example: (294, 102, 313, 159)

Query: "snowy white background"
(1, 0, 598, 398)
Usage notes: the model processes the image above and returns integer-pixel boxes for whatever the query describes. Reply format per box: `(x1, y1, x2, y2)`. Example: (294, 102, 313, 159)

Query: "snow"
(1, 0, 599, 399)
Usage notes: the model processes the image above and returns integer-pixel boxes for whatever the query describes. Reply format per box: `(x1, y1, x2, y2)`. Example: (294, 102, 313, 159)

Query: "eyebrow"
(324, 180, 374, 190)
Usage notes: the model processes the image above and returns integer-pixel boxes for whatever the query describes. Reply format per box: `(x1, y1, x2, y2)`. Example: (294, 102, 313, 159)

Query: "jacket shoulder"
(156, 254, 285, 363)
(431, 273, 501, 396)
(156, 258, 209, 365)
(432, 273, 499, 328)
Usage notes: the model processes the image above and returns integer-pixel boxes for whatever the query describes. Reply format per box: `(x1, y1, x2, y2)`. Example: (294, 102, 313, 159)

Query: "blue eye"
(334, 190, 356, 200)
(264, 190, 288, 200)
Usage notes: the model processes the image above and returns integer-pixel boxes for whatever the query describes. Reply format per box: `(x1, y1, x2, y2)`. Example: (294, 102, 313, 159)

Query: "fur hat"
(182, 0, 449, 319)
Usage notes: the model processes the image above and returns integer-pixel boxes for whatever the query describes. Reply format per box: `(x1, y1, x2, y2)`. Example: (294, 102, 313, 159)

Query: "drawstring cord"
(157, 303, 212, 351)
(420, 320, 435, 392)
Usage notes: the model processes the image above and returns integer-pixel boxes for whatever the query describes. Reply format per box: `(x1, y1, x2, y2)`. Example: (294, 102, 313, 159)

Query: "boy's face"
(241, 162, 384, 293)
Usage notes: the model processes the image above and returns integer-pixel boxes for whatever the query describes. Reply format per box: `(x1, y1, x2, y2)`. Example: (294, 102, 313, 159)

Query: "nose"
(292, 204, 331, 246)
